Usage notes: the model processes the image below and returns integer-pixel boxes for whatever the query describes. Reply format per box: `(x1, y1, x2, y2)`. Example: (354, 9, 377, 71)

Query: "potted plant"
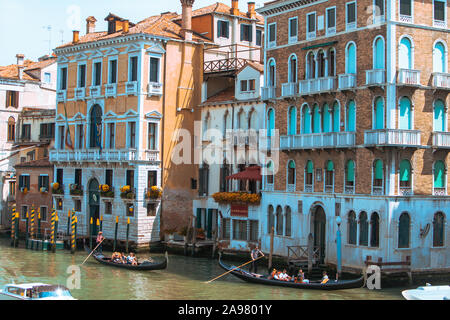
(100, 184, 114, 198)
(196, 228, 205, 240)
(146, 186, 162, 199)
(120, 185, 135, 199)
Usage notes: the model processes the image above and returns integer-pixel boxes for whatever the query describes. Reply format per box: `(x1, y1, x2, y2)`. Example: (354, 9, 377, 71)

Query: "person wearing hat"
(96, 231, 105, 254)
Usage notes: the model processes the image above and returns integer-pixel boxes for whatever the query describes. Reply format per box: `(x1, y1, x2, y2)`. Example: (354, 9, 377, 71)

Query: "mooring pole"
(100, 215, 103, 232)
(126, 217, 130, 253)
(66, 210, 70, 238)
(10, 207, 16, 247)
(37, 208, 42, 240)
(30, 206, 35, 241)
(71, 212, 76, 254)
(113, 216, 118, 252)
(14, 211, 19, 248)
(25, 211, 29, 248)
(268, 226, 274, 271)
(55, 213, 59, 249)
(51, 208, 56, 253)
(89, 217, 93, 249)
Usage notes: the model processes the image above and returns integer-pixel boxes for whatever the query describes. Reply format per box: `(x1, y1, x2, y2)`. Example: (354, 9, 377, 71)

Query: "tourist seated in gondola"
(111, 252, 121, 263)
(278, 269, 291, 281)
(295, 269, 310, 284)
(268, 268, 277, 280)
(321, 271, 329, 284)
(127, 253, 138, 266)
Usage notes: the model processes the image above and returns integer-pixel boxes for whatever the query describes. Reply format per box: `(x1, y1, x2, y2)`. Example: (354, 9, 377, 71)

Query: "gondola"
(84, 247, 167, 271)
(218, 258, 364, 290)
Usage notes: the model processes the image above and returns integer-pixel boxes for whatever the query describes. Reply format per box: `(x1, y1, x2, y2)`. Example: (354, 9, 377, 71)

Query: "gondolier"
(96, 231, 105, 254)
(249, 245, 264, 273)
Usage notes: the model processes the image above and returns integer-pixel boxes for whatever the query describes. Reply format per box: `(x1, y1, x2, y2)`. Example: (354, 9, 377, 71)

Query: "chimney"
(180, 0, 195, 41)
(86, 16, 97, 34)
(123, 20, 129, 33)
(16, 54, 24, 80)
(247, 2, 256, 19)
(72, 30, 80, 44)
(231, 0, 240, 16)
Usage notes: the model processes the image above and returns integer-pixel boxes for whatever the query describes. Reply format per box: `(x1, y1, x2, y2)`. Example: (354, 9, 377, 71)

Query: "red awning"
(226, 166, 262, 181)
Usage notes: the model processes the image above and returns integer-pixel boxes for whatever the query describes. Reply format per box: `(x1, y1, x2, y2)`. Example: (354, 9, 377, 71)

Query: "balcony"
(281, 82, 298, 98)
(433, 187, 446, 196)
(105, 83, 117, 97)
(433, 19, 447, 28)
(100, 186, 115, 198)
(338, 74, 356, 90)
(287, 184, 295, 192)
(148, 82, 163, 96)
(89, 85, 101, 98)
(49, 149, 160, 163)
(261, 86, 276, 100)
(432, 132, 450, 148)
(399, 186, 413, 196)
(69, 184, 84, 196)
(366, 69, 385, 86)
(364, 129, 421, 147)
(227, 131, 259, 147)
(126, 81, 138, 96)
(299, 77, 336, 95)
(280, 132, 356, 150)
(399, 14, 413, 23)
(74, 87, 85, 100)
(56, 90, 66, 103)
(432, 73, 450, 90)
(398, 69, 421, 86)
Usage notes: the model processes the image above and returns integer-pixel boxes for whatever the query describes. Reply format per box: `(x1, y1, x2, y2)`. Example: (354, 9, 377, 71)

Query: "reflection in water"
(0, 240, 403, 300)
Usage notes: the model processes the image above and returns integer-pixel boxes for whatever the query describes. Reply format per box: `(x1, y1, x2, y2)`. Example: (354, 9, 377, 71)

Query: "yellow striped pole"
(25, 211, 29, 247)
(37, 208, 41, 240)
(10, 207, 16, 247)
(14, 211, 19, 247)
(89, 217, 93, 249)
(113, 216, 119, 252)
(51, 208, 56, 253)
(126, 217, 130, 253)
(71, 212, 76, 254)
(30, 206, 35, 240)
(100, 215, 103, 232)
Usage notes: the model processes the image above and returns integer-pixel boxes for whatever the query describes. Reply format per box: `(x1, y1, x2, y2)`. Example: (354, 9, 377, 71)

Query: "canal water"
(0, 239, 405, 300)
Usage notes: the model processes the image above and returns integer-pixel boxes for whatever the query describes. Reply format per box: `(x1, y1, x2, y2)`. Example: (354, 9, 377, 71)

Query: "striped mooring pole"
(100, 215, 103, 232)
(89, 217, 93, 249)
(25, 211, 29, 248)
(113, 216, 118, 252)
(37, 208, 42, 240)
(126, 217, 130, 253)
(14, 211, 19, 247)
(30, 207, 35, 249)
(51, 208, 56, 253)
(71, 212, 76, 254)
(66, 210, 71, 238)
(96, 218, 100, 236)
(55, 212, 59, 248)
(10, 207, 16, 247)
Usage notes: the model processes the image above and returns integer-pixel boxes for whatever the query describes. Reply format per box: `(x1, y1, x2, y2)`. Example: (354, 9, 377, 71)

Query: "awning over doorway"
(226, 166, 262, 181)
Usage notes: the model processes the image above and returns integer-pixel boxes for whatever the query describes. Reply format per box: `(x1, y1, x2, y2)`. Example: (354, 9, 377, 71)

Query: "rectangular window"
(56, 199, 63, 210)
(129, 56, 138, 82)
(399, 0, 412, 17)
(76, 124, 83, 149)
(198, 165, 209, 196)
(434, 0, 445, 22)
(56, 168, 63, 185)
(126, 203, 134, 217)
(38, 175, 49, 190)
(126, 170, 134, 189)
(221, 218, 230, 240)
(105, 169, 113, 187)
(147, 170, 157, 188)
(249, 79, 256, 91)
(19, 175, 30, 190)
(374, 0, 385, 17)
(74, 169, 82, 186)
(148, 122, 156, 150)
(44, 72, 51, 84)
(268, 23, 276, 47)
(78, 64, 86, 88)
(74, 200, 81, 212)
(58, 126, 65, 149)
(240, 80, 248, 92)
(150, 57, 160, 83)
(289, 17, 298, 42)
(105, 202, 112, 215)
(60, 67, 67, 90)
(217, 20, 229, 38)
(346, 2, 357, 28)
(40, 207, 48, 222)
(9, 181, 15, 196)
(40, 123, 55, 139)
(21, 206, 28, 220)
(6, 91, 18, 108)
(249, 220, 259, 241)
(326, 7, 336, 34)
(232, 219, 247, 240)
(107, 123, 115, 148)
(93, 62, 102, 86)
(256, 30, 262, 46)
(27, 150, 35, 162)
(21, 124, 31, 141)
(128, 122, 136, 148)
(147, 203, 156, 216)
(307, 12, 316, 39)
(240, 24, 252, 42)
(109, 59, 117, 84)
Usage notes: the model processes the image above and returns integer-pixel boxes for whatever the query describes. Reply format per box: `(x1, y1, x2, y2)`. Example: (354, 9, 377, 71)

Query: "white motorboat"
(402, 284, 450, 300)
(0, 283, 76, 300)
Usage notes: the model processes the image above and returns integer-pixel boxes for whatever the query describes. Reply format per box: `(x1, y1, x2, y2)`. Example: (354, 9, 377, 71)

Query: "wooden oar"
(206, 254, 265, 284)
(80, 238, 105, 266)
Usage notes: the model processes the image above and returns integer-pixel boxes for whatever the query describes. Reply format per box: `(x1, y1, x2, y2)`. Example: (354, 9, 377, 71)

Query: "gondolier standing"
(249, 245, 264, 273)
(96, 231, 105, 254)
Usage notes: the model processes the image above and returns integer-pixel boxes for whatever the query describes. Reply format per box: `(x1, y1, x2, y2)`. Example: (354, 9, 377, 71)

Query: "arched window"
(348, 211, 357, 245)
(266, 160, 274, 185)
(203, 112, 211, 140)
(325, 160, 334, 191)
(374, 97, 385, 129)
(89, 104, 102, 148)
(306, 51, 315, 79)
(223, 111, 230, 137)
(332, 102, 340, 132)
(433, 41, 446, 73)
(399, 37, 413, 69)
(248, 109, 257, 131)
(238, 109, 246, 130)
(399, 97, 412, 130)
(433, 212, 445, 247)
(345, 159, 355, 190)
(346, 42, 357, 74)
(268, 205, 274, 233)
(328, 48, 336, 76)
(287, 160, 296, 186)
(433, 160, 445, 193)
(267, 108, 275, 137)
(398, 212, 411, 248)
(317, 50, 326, 77)
(276, 205, 283, 235)
(370, 212, 380, 247)
(373, 159, 384, 194)
(302, 105, 311, 134)
(374, 36, 385, 69)
(346, 100, 356, 132)
(305, 160, 314, 190)
(359, 211, 369, 246)
(312, 104, 321, 133)
(268, 59, 276, 87)
(288, 106, 297, 135)
(399, 159, 412, 189)
(7, 116, 15, 142)
(288, 54, 297, 83)
(285, 206, 292, 237)
(433, 99, 446, 132)
(323, 103, 331, 133)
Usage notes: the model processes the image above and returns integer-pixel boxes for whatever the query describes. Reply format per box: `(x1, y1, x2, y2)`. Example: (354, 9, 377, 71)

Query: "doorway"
(312, 205, 326, 263)
(88, 178, 100, 239)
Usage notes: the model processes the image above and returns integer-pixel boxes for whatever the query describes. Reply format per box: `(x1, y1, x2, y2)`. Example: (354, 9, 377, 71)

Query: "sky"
(0, 0, 267, 66)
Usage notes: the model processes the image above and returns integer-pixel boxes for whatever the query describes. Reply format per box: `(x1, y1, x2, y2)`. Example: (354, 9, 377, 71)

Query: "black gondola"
(219, 258, 364, 290)
(85, 247, 167, 271)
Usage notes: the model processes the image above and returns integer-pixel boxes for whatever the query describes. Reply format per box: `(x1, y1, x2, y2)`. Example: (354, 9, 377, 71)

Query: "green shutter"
(323, 104, 330, 133)
(207, 209, 213, 239)
(375, 160, 383, 179)
(289, 160, 295, 169)
(347, 160, 355, 182)
(313, 105, 321, 133)
(196, 208, 202, 228)
(327, 160, 334, 171)
(307, 160, 313, 173)
(399, 160, 411, 182)
(333, 103, 340, 132)
(434, 161, 445, 188)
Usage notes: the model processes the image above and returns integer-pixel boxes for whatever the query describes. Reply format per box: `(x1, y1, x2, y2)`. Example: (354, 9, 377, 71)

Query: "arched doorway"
(88, 178, 100, 241)
(312, 205, 326, 263)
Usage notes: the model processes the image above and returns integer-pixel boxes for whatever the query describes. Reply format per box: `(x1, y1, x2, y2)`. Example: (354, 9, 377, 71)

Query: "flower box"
(212, 192, 261, 205)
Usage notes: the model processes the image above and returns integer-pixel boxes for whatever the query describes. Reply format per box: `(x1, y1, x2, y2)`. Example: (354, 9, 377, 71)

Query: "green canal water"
(0, 239, 405, 300)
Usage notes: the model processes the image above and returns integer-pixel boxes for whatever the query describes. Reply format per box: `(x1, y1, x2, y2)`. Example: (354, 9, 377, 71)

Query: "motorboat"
(0, 283, 76, 300)
(402, 284, 450, 300)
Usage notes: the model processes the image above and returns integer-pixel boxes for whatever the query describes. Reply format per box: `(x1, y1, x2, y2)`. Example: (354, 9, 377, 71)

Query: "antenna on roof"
(59, 30, 64, 45)
(42, 25, 52, 55)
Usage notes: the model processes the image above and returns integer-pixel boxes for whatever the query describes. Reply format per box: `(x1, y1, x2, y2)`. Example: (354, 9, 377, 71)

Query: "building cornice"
(256, 0, 320, 16)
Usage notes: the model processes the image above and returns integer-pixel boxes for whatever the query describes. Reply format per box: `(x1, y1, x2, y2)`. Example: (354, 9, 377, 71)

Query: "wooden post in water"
(51, 209, 56, 253)
(100, 215, 103, 232)
(55, 213, 59, 249)
(66, 210, 70, 238)
(268, 226, 274, 271)
(37, 208, 41, 240)
(126, 217, 130, 253)
(191, 226, 197, 256)
(25, 211, 29, 248)
(89, 217, 93, 249)
(10, 207, 16, 247)
(30, 206, 35, 241)
(14, 211, 19, 247)
(307, 233, 314, 274)
(113, 216, 118, 252)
